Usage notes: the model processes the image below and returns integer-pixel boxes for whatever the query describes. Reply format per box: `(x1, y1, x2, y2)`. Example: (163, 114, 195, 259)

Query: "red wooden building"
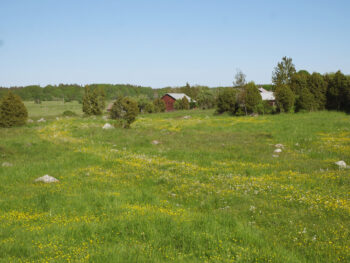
(161, 93, 194, 111)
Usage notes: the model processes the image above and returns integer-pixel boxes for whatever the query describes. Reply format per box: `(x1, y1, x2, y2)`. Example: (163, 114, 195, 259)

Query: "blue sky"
(0, 0, 349, 88)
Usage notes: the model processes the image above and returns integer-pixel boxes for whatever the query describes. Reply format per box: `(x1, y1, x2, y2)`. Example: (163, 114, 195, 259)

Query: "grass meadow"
(0, 101, 349, 262)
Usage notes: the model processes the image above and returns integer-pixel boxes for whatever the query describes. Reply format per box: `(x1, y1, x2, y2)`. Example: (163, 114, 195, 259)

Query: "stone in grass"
(37, 118, 46, 123)
(275, 144, 284, 148)
(335, 160, 348, 169)
(2, 162, 13, 167)
(274, 148, 282, 153)
(102, 123, 114, 129)
(152, 140, 160, 145)
(27, 119, 34, 123)
(35, 175, 59, 183)
(272, 155, 279, 158)
(183, 115, 191, 119)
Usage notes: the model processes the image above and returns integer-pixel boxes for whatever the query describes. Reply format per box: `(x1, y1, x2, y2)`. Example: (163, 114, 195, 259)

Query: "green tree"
(296, 88, 316, 112)
(244, 82, 262, 113)
(144, 102, 155, 113)
(233, 69, 246, 88)
(82, 86, 93, 115)
(275, 84, 295, 112)
(110, 97, 139, 128)
(197, 90, 215, 109)
(181, 97, 190, 110)
(0, 91, 28, 127)
(153, 98, 166, 112)
(82, 86, 105, 115)
(326, 71, 348, 111)
(216, 88, 237, 114)
(272, 57, 296, 87)
(308, 72, 327, 110)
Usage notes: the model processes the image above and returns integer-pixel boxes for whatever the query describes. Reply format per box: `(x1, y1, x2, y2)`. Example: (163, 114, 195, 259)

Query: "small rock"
(295, 143, 299, 146)
(37, 118, 46, 123)
(27, 119, 34, 123)
(272, 155, 279, 158)
(183, 115, 191, 119)
(152, 140, 160, 145)
(56, 117, 60, 120)
(35, 175, 59, 183)
(275, 144, 284, 148)
(102, 123, 114, 129)
(274, 148, 282, 153)
(2, 162, 13, 167)
(335, 160, 347, 169)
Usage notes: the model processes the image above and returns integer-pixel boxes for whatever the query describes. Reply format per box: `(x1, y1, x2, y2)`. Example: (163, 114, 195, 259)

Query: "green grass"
(0, 105, 349, 262)
(24, 101, 83, 119)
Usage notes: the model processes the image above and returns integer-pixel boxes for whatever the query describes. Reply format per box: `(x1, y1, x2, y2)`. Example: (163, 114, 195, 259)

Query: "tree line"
(215, 57, 350, 115)
(0, 84, 154, 103)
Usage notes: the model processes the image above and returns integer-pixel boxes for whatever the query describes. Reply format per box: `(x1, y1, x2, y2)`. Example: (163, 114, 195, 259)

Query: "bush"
(245, 82, 262, 113)
(257, 101, 276, 115)
(144, 102, 155, 113)
(82, 86, 105, 116)
(216, 88, 237, 114)
(295, 88, 317, 112)
(62, 110, 77, 117)
(275, 84, 295, 112)
(110, 97, 139, 128)
(0, 91, 28, 127)
(153, 98, 166, 112)
(181, 97, 190, 110)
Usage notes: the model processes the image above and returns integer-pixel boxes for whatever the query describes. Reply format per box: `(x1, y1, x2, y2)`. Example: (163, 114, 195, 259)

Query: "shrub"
(0, 91, 28, 127)
(245, 82, 262, 113)
(110, 97, 139, 128)
(275, 84, 295, 112)
(153, 98, 166, 112)
(216, 88, 237, 114)
(174, 100, 182, 110)
(296, 88, 317, 112)
(181, 97, 190, 110)
(144, 102, 155, 113)
(82, 86, 105, 116)
(62, 110, 77, 117)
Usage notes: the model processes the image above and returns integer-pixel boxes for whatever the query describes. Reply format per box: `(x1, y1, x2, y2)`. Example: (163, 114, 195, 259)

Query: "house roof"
(258, 87, 275, 101)
(163, 93, 195, 102)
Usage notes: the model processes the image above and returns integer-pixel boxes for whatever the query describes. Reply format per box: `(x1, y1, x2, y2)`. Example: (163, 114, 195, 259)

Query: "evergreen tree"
(153, 98, 166, 112)
(275, 84, 295, 112)
(110, 97, 139, 128)
(296, 88, 316, 112)
(82, 86, 105, 115)
(244, 82, 262, 113)
(216, 88, 237, 114)
(0, 91, 28, 127)
(82, 86, 93, 115)
(181, 97, 190, 110)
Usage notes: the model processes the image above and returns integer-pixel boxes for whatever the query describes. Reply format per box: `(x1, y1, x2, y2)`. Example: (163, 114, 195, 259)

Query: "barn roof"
(164, 93, 194, 102)
(258, 87, 275, 101)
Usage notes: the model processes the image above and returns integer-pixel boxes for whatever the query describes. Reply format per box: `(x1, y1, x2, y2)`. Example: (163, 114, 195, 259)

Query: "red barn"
(161, 93, 194, 111)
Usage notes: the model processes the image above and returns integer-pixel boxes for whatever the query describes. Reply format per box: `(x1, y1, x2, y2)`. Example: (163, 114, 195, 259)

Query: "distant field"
(24, 101, 83, 118)
(0, 105, 349, 262)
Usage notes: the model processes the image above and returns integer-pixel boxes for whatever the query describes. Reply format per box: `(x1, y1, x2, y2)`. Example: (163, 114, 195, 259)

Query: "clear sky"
(0, 0, 349, 88)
